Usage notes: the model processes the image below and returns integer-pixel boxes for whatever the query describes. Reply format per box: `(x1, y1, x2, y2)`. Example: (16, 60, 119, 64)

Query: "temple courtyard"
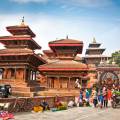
(14, 107, 120, 120)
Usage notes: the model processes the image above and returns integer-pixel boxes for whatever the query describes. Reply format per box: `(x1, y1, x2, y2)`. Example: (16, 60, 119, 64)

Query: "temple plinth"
(0, 21, 46, 97)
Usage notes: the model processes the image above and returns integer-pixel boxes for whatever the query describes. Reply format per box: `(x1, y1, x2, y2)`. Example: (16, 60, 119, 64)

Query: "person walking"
(79, 89, 83, 107)
(103, 88, 108, 108)
(107, 88, 112, 107)
(92, 88, 98, 107)
(98, 89, 103, 108)
(85, 89, 90, 106)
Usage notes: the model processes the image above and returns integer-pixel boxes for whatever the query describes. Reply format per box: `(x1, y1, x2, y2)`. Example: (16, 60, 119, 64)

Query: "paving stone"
(14, 107, 120, 120)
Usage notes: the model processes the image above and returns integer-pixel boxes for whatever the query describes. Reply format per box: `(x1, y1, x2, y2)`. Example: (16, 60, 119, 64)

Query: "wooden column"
(32, 71, 35, 81)
(46, 76, 48, 88)
(32, 71, 34, 81)
(35, 71, 36, 81)
(80, 78, 82, 88)
(0, 69, 3, 80)
(58, 76, 60, 88)
(14, 67, 17, 79)
(28, 69, 30, 81)
(23, 68, 26, 81)
(30, 70, 33, 81)
(3, 68, 6, 79)
(68, 77, 71, 89)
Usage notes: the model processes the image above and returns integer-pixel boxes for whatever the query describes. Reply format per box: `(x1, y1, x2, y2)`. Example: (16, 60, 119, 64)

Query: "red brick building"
(38, 37, 95, 96)
(0, 20, 46, 97)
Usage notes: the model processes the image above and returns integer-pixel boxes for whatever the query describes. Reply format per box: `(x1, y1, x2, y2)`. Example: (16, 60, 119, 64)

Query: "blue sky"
(0, 0, 120, 55)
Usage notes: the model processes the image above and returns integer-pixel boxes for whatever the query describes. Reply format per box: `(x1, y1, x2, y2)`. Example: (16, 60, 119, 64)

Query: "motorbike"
(0, 84, 12, 98)
(111, 92, 120, 108)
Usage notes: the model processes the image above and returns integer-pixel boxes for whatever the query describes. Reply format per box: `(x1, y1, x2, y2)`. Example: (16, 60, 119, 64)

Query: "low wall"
(0, 96, 75, 113)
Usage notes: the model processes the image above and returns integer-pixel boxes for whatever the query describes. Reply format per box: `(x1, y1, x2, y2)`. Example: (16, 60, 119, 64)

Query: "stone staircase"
(0, 79, 45, 97)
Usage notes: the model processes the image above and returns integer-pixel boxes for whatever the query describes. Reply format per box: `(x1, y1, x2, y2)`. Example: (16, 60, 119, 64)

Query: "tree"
(111, 50, 120, 66)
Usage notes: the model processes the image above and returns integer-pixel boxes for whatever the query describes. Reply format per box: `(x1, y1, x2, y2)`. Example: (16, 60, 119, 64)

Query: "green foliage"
(111, 50, 120, 66)
(113, 91, 120, 96)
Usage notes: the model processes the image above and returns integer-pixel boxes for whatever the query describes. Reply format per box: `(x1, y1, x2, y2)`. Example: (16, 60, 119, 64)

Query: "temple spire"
(93, 37, 96, 43)
(20, 16, 25, 26)
(66, 35, 68, 39)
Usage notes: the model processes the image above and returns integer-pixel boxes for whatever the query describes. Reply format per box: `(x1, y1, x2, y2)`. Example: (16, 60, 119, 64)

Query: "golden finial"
(93, 37, 96, 43)
(20, 16, 25, 26)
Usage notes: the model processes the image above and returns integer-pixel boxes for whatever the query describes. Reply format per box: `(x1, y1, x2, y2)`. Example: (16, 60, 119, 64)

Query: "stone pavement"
(14, 107, 120, 120)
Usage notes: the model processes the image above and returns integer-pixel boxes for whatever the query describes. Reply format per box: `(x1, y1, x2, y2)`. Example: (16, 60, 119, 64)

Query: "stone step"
(38, 90, 79, 97)
(12, 91, 36, 97)
(0, 80, 40, 87)
(12, 86, 31, 92)
(12, 86, 42, 92)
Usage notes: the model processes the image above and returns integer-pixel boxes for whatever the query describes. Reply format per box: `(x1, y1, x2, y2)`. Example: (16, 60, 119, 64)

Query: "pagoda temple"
(0, 19, 46, 97)
(84, 38, 111, 66)
(38, 37, 95, 96)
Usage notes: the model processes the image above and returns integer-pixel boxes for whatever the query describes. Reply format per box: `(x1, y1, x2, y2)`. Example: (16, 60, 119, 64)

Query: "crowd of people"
(78, 85, 120, 108)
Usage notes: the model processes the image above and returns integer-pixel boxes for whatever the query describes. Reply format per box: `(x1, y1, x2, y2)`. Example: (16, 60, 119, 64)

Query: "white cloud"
(10, 0, 113, 8)
(0, 13, 119, 55)
(10, 0, 48, 4)
(61, 0, 113, 7)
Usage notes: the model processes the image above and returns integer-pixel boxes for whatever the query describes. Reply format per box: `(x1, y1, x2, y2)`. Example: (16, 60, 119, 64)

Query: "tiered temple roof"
(85, 38, 105, 55)
(39, 37, 94, 72)
(0, 36, 41, 50)
(84, 38, 111, 66)
(48, 37, 83, 60)
(39, 60, 88, 71)
(0, 20, 46, 68)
